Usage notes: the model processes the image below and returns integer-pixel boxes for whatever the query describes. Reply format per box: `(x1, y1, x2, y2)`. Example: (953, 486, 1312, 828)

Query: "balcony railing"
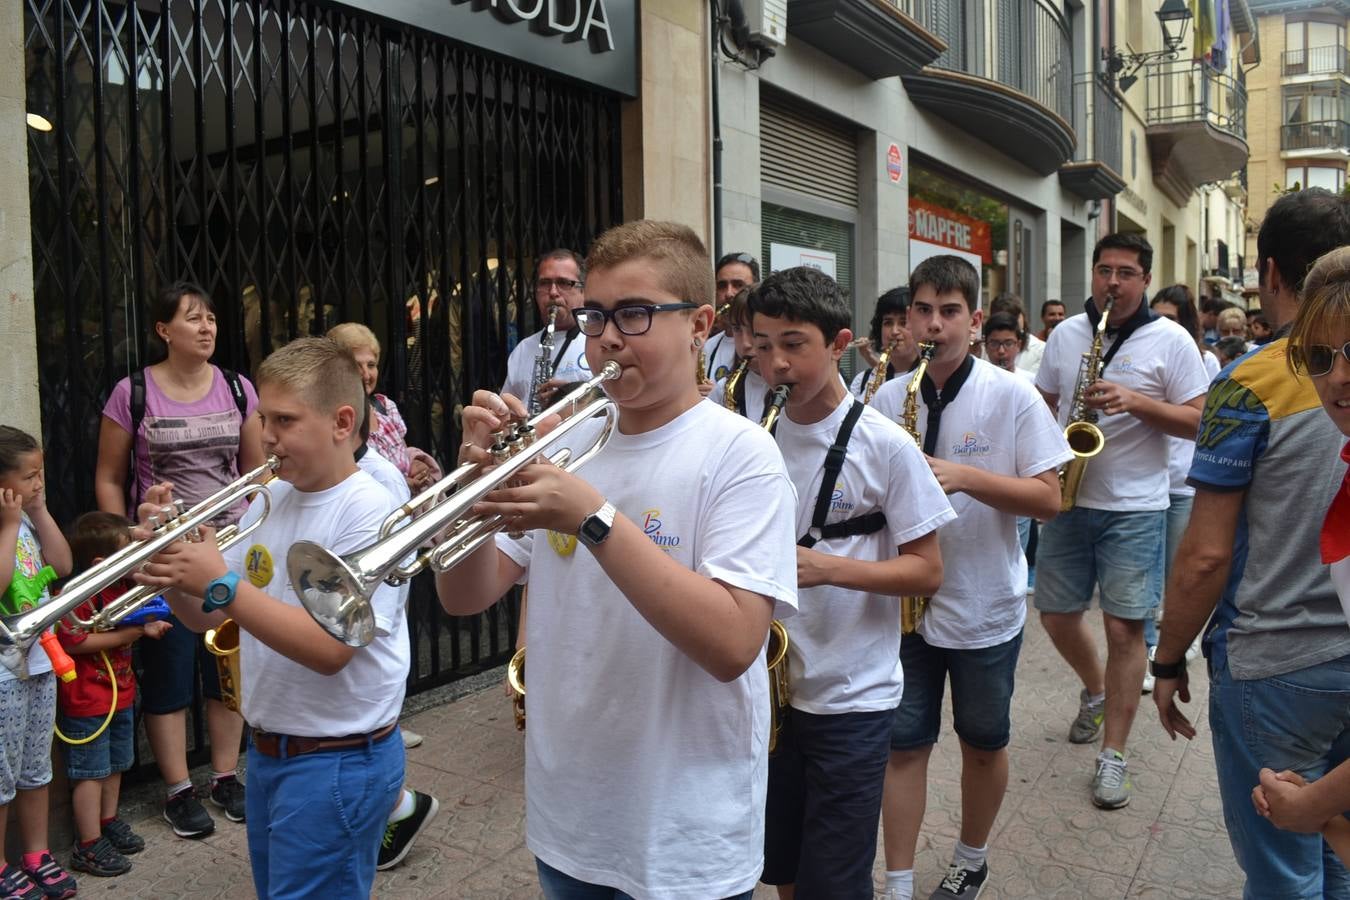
(906, 0, 1072, 126)
(1282, 119, 1350, 152)
(1145, 58, 1247, 141)
(1282, 45, 1350, 78)
(1072, 73, 1123, 173)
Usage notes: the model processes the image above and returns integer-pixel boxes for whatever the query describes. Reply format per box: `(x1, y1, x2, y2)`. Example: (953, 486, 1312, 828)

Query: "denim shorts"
(1209, 653, 1350, 899)
(60, 707, 135, 781)
(535, 859, 754, 900)
(891, 630, 1024, 752)
(138, 613, 222, 714)
(763, 706, 892, 895)
(1032, 507, 1165, 620)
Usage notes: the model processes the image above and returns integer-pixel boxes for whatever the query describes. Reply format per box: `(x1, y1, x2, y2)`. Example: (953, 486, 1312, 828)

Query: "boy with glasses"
(1034, 232, 1209, 810)
(440, 221, 799, 898)
(502, 249, 591, 410)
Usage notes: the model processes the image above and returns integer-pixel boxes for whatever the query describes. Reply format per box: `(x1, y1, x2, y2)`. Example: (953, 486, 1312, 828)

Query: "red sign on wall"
(886, 143, 903, 184)
(907, 197, 993, 263)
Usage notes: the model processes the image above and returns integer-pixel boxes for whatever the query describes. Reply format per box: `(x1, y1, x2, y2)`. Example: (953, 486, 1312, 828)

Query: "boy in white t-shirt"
(871, 255, 1072, 900)
(849, 286, 917, 399)
(708, 288, 771, 421)
(135, 337, 410, 898)
(440, 221, 799, 899)
(750, 266, 955, 898)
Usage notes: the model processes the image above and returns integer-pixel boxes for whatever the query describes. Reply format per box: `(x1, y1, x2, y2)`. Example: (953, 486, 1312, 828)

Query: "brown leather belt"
(250, 723, 397, 759)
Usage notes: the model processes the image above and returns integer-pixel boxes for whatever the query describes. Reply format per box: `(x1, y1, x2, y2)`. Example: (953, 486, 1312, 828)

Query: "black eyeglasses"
(1294, 341, 1350, 377)
(535, 278, 583, 293)
(574, 302, 698, 337)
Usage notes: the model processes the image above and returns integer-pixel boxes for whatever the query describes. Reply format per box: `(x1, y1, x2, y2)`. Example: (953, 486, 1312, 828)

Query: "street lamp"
(1103, 0, 1195, 92)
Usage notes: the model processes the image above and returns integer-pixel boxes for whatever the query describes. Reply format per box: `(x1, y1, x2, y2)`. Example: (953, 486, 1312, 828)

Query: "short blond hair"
(257, 337, 365, 416)
(326, 322, 381, 359)
(1217, 307, 1247, 332)
(586, 221, 713, 307)
(1289, 246, 1350, 375)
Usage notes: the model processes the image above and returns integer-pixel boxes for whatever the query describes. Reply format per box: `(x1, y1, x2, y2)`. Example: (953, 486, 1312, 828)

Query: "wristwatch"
(1149, 655, 1186, 680)
(577, 501, 617, 549)
(202, 571, 241, 614)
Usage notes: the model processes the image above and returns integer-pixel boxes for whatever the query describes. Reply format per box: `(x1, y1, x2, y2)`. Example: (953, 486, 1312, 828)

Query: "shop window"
(908, 164, 1009, 307)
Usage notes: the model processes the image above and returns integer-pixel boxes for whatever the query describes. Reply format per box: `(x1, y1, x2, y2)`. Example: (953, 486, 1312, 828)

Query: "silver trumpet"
(0, 457, 279, 679)
(288, 361, 622, 647)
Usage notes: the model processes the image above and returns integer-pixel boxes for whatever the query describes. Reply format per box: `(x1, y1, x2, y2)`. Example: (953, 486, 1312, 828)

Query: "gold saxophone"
(204, 619, 241, 713)
(762, 385, 794, 753)
(862, 337, 899, 404)
(723, 359, 748, 412)
(900, 342, 937, 635)
(1058, 295, 1115, 512)
(761, 384, 791, 432)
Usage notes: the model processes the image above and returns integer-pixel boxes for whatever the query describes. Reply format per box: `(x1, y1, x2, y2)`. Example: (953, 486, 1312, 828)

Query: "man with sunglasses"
(1034, 232, 1210, 812)
(501, 249, 590, 410)
(1152, 188, 1350, 897)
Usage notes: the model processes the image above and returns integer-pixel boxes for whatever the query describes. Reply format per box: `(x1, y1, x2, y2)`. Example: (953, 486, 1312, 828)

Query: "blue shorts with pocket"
(138, 613, 222, 714)
(1032, 507, 1165, 620)
(891, 630, 1023, 752)
(60, 707, 135, 781)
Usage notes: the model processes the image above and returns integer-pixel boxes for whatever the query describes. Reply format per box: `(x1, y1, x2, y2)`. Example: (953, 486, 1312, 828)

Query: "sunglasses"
(1295, 341, 1350, 377)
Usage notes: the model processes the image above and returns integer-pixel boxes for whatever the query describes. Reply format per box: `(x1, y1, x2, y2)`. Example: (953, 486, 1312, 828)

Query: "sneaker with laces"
(100, 818, 144, 855)
(0, 864, 42, 900)
(21, 853, 76, 899)
(164, 786, 215, 838)
(930, 862, 989, 899)
(1142, 646, 1156, 695)
(69, 837, 131, 877)
(1068, 689, 1104, 744)
(1092, 750, 1132, 809)
(377, 790, 441, 871)
(209, 774, 246, 823)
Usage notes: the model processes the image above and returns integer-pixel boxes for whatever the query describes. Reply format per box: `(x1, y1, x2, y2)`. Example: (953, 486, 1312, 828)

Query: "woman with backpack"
(93, 281, 263, 841)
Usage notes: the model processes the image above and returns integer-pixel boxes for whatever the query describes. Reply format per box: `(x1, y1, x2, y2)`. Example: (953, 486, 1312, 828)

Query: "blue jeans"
(1034, 507, 1164, 620)
(535, 860, 753, 900)
(1145, 493, 1194, 648)
(244, 728, 404, 899)
(1210, 654, 1350, 899)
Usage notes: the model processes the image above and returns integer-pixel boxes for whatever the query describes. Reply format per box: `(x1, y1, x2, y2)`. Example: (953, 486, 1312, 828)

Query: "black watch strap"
(1150, 656, 1186, 679)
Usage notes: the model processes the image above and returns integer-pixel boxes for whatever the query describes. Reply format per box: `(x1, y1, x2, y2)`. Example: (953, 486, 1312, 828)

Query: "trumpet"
(0, 457, 278, 679)
(288, 362, 622, 647)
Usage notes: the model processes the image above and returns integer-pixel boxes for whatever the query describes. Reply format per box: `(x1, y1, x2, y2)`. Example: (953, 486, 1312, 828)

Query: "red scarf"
(1321, 442, 1350, 564)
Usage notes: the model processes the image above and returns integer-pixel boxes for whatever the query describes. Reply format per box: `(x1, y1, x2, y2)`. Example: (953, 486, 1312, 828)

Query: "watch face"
(209, 583, 229, 603)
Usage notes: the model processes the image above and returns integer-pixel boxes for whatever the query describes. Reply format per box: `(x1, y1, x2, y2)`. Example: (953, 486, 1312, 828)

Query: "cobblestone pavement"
(71, 619, 1239, 898)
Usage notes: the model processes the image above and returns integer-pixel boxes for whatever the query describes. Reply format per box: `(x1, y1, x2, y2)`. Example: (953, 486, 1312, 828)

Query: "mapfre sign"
(907, 198, 993, 264)
(337, 0, 638, 96)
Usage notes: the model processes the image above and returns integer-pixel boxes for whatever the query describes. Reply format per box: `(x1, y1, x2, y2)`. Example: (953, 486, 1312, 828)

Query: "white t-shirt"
(703, 331, 739, 383)
(775, 394, 956, 714)
(501, 326, 591, 406)
(873, 358, 1072, 648)
(708, 366, 770, 424)
(1167, 349, 1222, 496)
(1034, 311, 1211, 511)
(358, 446, 411, 505)
(494, 400, 798, 900)
(224, 471, 409, 736)
(1017, 332, 1046, 375)
(0, 514, 55, 683)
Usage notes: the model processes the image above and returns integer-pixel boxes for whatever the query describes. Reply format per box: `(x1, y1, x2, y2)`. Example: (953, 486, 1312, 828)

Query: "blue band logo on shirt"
(714, 364, 731, 382)
(952, 431, 992, 457)
(830, 481, 855, 513)
(642, 509, 681, 550)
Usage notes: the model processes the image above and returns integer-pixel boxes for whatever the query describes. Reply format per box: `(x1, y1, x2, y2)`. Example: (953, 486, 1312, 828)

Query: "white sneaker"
(1141, 646, 1156, 695)
(401, 729, 424, 749)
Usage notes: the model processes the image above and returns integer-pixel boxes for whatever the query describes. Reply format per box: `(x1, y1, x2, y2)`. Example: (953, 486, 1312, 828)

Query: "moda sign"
(451, 0, 616, 51)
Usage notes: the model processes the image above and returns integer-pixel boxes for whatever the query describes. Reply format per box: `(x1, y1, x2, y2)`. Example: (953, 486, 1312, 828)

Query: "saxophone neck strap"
(798, 400, 886, 548)
(550, 327, 580, 375)
(1083, 296, 1155, 374)
(918, 353, 974, 457)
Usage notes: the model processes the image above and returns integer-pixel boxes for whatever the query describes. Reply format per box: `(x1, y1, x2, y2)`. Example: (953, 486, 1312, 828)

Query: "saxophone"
(900, 341, 937, 635)
(761, 384, 792, 432)
(762, 385, 793, 754)
(529, 307, 560, 416)
(1057, 295, 1115, 512)
(863, 337, 899, 404)
(723, 359, 748, 412)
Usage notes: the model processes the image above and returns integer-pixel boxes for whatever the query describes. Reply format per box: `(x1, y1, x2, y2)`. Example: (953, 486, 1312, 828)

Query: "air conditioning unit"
(743, 0, 788, 48)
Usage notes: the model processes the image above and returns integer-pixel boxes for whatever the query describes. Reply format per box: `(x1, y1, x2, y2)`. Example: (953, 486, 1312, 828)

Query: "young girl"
(0, 426, 76, 899)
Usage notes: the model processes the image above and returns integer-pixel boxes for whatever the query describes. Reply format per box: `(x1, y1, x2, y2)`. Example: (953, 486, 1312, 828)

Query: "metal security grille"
(24, 0, 621, 711)
(760, 92, 858, 209)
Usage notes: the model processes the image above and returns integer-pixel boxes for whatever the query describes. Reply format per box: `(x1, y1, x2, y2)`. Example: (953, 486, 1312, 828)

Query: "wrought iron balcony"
(1282, 119, 1350, 153)
(787, 0, 946, 79)
(899, 0, 1075, 175)
(1143, 59, 1248, 205)
(1281, 45, 1350, 79)
(1060, 74, 1125, 199)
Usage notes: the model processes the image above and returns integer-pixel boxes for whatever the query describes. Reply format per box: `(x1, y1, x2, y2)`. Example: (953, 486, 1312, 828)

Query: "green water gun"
(4, 565, 58, 616)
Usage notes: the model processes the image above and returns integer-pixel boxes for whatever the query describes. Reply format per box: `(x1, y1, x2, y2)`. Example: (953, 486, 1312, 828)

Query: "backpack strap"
(127, 370, 147, 511)
(219, 368, 249, 418)
(798, 400, 887, 549)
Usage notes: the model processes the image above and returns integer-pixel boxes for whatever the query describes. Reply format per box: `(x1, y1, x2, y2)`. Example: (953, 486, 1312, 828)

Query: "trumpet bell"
(288, 541, 377, 648)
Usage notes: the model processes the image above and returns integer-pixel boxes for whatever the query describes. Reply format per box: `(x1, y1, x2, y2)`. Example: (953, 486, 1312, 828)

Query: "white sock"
(884, 869, 913, 899)
(953, 839, 987, 870)
(210, 770, 235, 785)
(1087, 690, 1105, 706)
(388, 789, 416, 823)
(167, 778, 193, 799)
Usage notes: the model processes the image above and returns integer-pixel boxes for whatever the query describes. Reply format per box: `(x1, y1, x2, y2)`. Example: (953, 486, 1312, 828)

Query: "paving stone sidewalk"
(71, 620, 1240, 898)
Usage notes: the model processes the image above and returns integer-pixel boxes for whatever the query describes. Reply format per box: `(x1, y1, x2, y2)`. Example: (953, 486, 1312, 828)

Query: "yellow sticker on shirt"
(547, 530, 577, 557)
(245, 544, 273, 588)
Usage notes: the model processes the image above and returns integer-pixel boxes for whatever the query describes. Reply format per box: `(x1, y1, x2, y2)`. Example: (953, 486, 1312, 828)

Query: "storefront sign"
(907, 198, 992, 263)
(770, 243, 838, 279)
(335, 0, 638, 96)
(886, 143, 903, 184)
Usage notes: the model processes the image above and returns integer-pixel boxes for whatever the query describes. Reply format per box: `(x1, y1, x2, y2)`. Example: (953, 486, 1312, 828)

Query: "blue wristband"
(201, 571, 241, 614)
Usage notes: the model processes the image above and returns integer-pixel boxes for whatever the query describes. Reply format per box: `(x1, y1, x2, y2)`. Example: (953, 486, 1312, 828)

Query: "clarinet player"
(1033, 233, 1209, 811)
(502, 250, 591, 409)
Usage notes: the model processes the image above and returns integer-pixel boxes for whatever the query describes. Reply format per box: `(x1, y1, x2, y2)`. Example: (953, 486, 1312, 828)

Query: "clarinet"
(529, 307, 560, 416)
